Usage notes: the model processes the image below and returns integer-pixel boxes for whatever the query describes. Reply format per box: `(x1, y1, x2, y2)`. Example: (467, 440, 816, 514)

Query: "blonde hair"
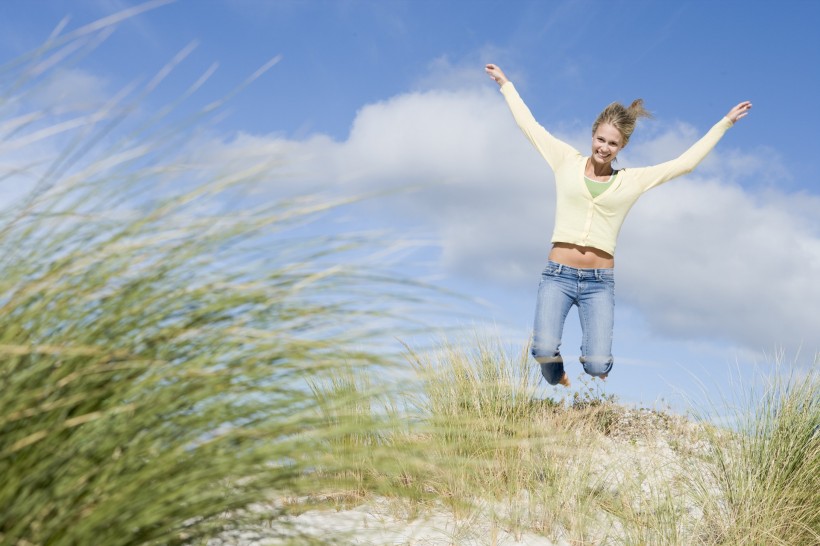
(592, 99, 653, 146)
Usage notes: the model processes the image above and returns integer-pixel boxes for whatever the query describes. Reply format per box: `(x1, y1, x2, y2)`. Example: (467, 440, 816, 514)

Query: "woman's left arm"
(632, 100, 752, 191)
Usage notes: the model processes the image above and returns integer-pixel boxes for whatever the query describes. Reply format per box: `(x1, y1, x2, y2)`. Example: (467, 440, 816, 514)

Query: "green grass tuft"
(0, 14, 420, 545)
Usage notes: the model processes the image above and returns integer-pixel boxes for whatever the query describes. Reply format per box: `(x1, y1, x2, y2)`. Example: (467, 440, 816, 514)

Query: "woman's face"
(590, 123, 624, 167)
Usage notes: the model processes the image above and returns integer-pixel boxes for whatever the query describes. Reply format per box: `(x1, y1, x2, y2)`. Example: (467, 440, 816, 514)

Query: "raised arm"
(485, 63, 579, 169)
(632, 100, 752, 191)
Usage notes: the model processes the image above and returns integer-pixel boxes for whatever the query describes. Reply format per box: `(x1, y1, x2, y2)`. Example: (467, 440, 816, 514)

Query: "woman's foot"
(558, 373, 571, 387)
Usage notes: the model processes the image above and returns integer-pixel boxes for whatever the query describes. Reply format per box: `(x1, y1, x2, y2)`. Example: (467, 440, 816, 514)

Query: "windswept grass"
(690, 363, 820, 545)
(0, 9, 426, 546)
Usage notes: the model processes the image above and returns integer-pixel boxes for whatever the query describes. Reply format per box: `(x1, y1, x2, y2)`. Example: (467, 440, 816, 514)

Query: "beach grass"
(0, 12, 423, 545)
(688, 361, 820, 545)
(302, 338, 818, 545)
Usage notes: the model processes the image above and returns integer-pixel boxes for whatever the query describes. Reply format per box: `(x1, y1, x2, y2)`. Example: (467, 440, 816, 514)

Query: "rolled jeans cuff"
(579, 356, 613, 377)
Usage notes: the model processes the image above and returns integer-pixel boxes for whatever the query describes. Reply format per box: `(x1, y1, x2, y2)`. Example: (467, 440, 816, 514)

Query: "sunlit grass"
(689, 361, 820, 545)
(0, 9, 424, 545)
(302, 337, 818, 545)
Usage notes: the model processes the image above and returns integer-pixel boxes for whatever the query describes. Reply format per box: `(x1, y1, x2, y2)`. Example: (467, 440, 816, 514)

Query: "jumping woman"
(485, 63, 751, 387)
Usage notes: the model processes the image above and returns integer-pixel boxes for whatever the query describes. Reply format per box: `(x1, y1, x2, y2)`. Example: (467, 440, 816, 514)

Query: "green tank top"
(584, 173, 615, 198)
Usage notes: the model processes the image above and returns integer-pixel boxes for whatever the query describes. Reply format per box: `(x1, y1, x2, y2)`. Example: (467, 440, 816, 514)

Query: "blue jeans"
(531, 260, 614, 385)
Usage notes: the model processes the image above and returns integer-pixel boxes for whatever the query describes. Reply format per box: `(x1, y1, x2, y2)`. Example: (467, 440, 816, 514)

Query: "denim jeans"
(531, 260, 614, 385)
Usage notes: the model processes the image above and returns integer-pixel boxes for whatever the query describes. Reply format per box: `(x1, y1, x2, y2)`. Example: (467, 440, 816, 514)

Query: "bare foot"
(558, 373, 571, 387)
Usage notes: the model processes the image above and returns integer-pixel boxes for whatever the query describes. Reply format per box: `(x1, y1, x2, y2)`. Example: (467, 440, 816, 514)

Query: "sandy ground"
(210, 499, 563, 545)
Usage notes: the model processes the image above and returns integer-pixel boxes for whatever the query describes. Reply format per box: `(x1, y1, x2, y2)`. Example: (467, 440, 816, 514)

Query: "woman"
(485, 63, 751, 388)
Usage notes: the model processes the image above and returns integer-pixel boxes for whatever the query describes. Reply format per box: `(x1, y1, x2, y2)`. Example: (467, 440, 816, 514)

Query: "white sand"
(210, 499, 562, 545)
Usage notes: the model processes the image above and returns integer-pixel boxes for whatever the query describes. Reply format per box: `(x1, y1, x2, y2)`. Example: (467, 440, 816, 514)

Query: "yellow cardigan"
(500, 82, 734, 256)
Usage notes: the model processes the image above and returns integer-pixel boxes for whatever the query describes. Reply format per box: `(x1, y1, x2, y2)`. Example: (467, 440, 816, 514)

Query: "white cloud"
(181, 79, 820, 356)
(413, 56, 495, 93)
(28, 67, 110, 115)
(617, 172, 820, 352)
(0, 66, 118, 210)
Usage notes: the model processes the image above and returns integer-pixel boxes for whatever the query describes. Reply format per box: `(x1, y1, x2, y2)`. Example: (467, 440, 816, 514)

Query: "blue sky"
(2, 0, 819, 412)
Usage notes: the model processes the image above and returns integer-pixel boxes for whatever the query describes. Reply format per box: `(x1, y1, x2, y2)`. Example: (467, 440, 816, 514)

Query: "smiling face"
(590, 123, 624, 168)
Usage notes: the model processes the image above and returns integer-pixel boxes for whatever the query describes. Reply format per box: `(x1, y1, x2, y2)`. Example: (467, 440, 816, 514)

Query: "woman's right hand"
(485, 64, 509, 86)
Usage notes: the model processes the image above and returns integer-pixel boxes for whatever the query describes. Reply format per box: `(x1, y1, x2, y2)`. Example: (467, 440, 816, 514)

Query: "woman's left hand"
(726, 101, 752, 123)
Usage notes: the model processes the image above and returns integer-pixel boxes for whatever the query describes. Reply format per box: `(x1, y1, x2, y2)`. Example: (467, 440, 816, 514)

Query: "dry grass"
(688, 362, 820, 545)
(296, 339, 819, 546)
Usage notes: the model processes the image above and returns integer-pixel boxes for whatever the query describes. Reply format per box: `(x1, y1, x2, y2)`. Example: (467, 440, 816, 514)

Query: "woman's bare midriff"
(549, 243, 615, 269)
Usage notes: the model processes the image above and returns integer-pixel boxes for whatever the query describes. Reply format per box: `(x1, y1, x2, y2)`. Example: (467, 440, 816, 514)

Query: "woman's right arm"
(485, 64, 578, 169)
